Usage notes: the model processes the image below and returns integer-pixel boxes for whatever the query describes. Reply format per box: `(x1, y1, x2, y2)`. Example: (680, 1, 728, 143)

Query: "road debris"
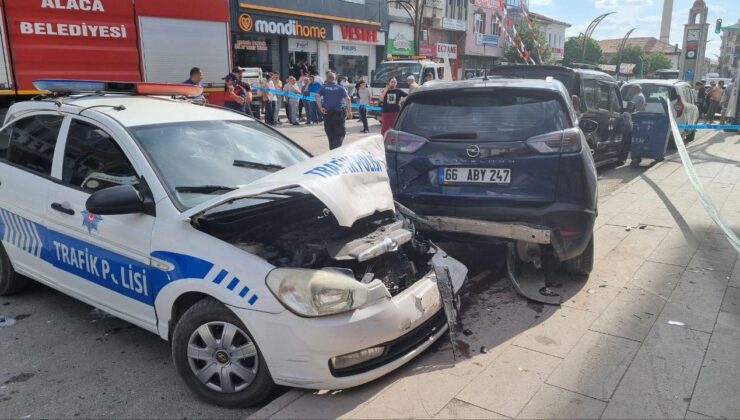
(480, 346, 488, 354)
(667, 320, 686, 326)
(0, 315, 16, 327)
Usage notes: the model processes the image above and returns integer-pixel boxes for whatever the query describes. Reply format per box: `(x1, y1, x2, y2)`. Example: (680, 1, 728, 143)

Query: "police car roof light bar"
(33, 79, 204, 98)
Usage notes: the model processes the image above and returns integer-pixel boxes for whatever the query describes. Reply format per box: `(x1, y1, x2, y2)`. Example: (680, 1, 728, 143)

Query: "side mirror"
(580, 119, 599, 133)
(625, 101, 636, 113)
(86, 184, 146, 215)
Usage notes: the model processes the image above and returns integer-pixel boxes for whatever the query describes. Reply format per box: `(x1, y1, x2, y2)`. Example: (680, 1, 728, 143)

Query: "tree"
(563, 36, 603, 65)
(387, 0, 427, 55)
(610, 44, 644, 66)
(645, 52, 673, 72)
(504, 22, 552, 64)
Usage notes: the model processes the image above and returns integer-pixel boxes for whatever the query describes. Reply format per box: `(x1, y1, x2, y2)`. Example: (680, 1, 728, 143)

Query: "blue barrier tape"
(251, 86, 383, 112)
(678, 124, 740, 130)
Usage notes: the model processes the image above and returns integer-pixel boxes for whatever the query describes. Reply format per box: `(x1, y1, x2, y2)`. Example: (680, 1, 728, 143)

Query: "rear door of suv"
(386, 87, 578, 215)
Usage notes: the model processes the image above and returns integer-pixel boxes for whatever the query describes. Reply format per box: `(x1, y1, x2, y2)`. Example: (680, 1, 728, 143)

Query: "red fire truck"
(0, 0, 232, 108)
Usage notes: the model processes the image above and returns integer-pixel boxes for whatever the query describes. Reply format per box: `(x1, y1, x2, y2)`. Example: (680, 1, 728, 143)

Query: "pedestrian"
(316, 72, 353, 150)
(694, 81, 706, 109)
(628, 84, 646, 112)
(422, 71, 434, 85)
(407, 75, 419, 93)
(307, 75, 323, 125)
(266, 73, 279, 125)
(271, 73, 283, 124)
(223, 73, 248, 114)
(284, 76, 301, 125)
(183, 67, 206, 104)
(720, 82, 733, 125)
(262, 75, 274, 124)
(356, 79, 371, 133)
(706, 81, 722, 123)
(296, 75, 306, 121)
(379, 77, 408, 135)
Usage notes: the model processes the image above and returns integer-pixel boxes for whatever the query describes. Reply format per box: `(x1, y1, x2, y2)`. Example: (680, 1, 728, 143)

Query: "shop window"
(233, 34, 280, 75)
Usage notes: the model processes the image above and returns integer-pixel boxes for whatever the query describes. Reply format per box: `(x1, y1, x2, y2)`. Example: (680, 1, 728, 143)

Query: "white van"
(370, 58, 453, 101)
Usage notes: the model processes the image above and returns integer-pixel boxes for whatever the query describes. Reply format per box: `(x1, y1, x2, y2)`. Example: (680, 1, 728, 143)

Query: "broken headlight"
(265, 268, 369, 317)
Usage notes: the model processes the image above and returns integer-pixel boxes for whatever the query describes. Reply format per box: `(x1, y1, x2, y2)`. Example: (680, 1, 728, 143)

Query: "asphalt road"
(0, 118, 681, 418)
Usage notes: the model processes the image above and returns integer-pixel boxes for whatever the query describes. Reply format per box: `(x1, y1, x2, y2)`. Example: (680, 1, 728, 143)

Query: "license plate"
(440, 167, 511, 184)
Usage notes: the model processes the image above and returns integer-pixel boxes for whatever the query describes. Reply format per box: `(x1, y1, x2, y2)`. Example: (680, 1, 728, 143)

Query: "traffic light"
(715, 19, 722, 34)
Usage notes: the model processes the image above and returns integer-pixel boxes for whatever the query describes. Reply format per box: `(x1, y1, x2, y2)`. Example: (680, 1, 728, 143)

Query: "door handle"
(51, 202, 75, 216)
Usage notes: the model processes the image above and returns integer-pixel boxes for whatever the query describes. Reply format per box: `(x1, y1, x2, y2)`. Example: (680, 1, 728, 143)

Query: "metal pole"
(581, 12, 616, 62)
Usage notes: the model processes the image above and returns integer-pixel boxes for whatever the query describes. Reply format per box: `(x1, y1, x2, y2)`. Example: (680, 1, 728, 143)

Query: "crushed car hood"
(181, 135, 396, 227)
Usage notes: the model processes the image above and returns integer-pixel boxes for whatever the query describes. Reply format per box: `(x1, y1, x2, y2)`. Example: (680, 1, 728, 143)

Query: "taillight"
(674, 96, 685, 118)
(526, 128, 582, 154)
(383, 129, 428, 153)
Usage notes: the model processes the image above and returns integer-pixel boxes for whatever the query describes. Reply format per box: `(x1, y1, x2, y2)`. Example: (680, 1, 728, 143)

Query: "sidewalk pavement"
(254, 129, 740, 420)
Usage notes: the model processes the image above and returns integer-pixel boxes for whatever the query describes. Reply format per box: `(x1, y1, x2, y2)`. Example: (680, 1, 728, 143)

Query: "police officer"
(316, 72, 353, 150)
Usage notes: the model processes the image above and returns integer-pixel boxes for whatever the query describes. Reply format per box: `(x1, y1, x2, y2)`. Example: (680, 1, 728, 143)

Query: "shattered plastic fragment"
(0, 315, 16, 327)
(587, 289, 596, 294)
(480, 346, 488, 354)
(667, 320, 686, 326)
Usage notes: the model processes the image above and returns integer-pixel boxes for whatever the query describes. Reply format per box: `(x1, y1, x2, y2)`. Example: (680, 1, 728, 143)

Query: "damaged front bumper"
(233, 248, 467, 390)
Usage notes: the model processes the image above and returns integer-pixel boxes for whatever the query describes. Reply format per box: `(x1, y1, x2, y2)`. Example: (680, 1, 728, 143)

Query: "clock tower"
(680, 0, 709, 81)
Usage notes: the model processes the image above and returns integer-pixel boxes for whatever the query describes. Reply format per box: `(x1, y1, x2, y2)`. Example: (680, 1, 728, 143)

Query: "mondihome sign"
(238, 12, 332, 40)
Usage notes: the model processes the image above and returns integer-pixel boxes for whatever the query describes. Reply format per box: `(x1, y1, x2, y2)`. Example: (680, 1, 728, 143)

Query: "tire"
(171, 297, 276, 408)
(562, 236, 594, 276)
(0, 243, 29, 296)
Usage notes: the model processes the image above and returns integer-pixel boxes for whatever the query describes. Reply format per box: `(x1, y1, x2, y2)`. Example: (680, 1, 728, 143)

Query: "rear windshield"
(489, 68, 573, 93)
(397, 89, 570, 142)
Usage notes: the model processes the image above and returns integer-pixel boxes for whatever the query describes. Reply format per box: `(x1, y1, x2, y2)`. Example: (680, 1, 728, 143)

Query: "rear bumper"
(402, 199, 596, 260)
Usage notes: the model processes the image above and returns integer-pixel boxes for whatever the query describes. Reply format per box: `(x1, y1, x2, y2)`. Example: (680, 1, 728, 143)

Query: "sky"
(528, 0, 736, 60)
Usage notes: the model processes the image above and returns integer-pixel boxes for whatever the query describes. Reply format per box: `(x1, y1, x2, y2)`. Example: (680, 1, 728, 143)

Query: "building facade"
(459, 0, 503, 78)
(598, 37, 682, 69)
(529, 12, 570, 62)
(231, 0, 388, 81)
(718, 19, 740, 78)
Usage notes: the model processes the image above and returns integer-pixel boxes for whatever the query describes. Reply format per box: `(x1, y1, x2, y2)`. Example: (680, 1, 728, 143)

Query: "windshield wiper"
(233, 160, 285, 172)
(175, 185, 236, 194)
(429, 132, 479, 140)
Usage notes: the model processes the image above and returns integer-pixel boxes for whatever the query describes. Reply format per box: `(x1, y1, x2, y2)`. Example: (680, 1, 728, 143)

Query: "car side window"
(62, 119, 139, 193)
(581, 79, 597, 110)
(4, 114, 63, 176)
(609, 86, 621, 113)
(0, 126, 10, 160)
(597, 83, 611, 111)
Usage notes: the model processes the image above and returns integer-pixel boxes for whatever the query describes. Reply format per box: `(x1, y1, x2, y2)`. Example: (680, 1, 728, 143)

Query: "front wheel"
(171, 298, 276, 408)
(561, 237, 594, 276)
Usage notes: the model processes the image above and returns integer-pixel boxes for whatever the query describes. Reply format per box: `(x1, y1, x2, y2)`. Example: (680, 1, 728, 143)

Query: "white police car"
(0, 80, 467, 407)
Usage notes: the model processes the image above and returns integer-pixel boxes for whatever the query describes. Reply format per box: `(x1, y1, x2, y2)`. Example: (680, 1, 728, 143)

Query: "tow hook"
(505, 243, 560, 305)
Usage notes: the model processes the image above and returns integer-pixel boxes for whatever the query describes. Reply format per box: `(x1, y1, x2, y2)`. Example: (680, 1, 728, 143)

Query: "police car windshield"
(130, 120, 309, 210)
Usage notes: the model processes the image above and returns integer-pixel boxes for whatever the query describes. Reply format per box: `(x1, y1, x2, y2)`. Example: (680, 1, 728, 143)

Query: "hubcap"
(187, 321, 259, 393)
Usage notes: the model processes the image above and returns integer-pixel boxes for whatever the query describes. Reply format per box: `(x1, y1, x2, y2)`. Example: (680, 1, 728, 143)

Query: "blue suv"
(385, 79, 598, 274)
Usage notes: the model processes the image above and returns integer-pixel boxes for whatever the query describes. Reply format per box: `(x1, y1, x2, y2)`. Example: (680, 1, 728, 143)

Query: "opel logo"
(466, 144, 480, 158)
(239, 13, 253, 32)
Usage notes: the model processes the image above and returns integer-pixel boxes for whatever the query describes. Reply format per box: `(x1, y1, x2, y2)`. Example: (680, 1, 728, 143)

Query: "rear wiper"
(175, 185, 236, 194)
(233, 160, 285, 172)
(429, 132, 478, 139)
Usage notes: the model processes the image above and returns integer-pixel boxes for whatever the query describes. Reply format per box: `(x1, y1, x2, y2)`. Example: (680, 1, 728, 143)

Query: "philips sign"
(239, 12, 332, 40)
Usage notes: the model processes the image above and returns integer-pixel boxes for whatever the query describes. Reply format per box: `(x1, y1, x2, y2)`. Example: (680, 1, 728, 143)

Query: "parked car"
(385, 79, 598, 274)
(620, 79, 700, 142)
(489, 65, 633, 167)
(0, 80, 467, 407)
